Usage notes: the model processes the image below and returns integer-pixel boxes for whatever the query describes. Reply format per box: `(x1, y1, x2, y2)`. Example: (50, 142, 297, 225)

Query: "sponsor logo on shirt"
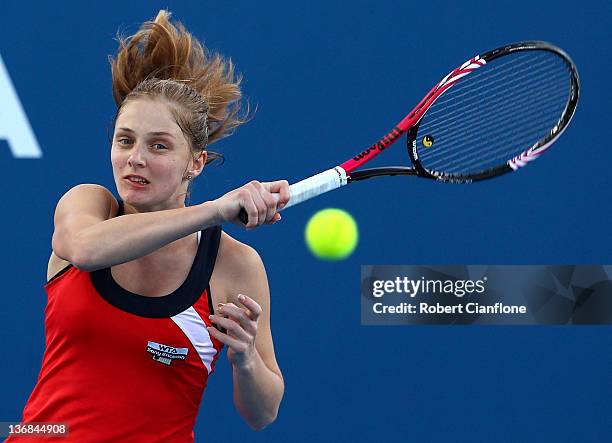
(146, 341, 189, 366)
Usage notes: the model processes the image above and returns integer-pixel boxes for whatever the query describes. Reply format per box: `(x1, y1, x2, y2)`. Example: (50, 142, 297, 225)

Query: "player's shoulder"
(213, 231, 268, 304)
(217, 231, 265, 273)
(61, 183, 113, 197)
(213, 231, 267, 303)
(56, 183, 119, 218)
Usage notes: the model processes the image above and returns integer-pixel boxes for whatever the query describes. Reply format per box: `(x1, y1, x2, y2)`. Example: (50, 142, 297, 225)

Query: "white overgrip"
(284, 166, 348, 209)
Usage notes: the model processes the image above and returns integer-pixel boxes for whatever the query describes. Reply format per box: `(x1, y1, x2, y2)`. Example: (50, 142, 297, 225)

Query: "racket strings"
(434, 111, 565, 172)
(415, 50, 572, 175)
(420, 74, 569, 134)
(428, 53, 551, 112)
(423, 91, 567, 173)
(427, 106, 566, 173)
(420, 64, 568, 146)
(423, 86, 569, 162)
(445, 52, 538, 91)
(420, 81, 567, 166)
(425, 107, 565, 173)
(423, 57, 567, 125)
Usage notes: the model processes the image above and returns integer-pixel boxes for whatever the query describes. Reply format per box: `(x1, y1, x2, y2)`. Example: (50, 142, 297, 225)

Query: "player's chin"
(119, 183, 157, 205)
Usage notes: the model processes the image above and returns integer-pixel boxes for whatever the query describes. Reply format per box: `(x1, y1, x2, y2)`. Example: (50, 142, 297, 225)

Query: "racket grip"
(238, 208, 249, 225)
(238, 194, 281, 224)
(239, 166, 348, 225)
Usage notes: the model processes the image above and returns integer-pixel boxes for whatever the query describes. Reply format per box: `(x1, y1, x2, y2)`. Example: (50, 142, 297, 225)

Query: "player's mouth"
(124, 175, 150, 188)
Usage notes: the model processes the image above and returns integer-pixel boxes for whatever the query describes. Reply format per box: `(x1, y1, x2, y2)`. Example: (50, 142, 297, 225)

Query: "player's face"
(111, 98, 194, 212)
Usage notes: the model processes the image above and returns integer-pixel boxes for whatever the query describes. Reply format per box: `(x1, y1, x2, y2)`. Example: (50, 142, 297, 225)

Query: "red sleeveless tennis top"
(6, 201, 224, 442)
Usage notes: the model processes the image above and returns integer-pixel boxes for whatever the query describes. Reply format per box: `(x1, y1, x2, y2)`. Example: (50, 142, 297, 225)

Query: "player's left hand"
(208, 293, 262, 369)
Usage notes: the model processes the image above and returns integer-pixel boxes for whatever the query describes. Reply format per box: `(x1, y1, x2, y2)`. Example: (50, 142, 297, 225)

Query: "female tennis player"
(6, 10, 287, 442)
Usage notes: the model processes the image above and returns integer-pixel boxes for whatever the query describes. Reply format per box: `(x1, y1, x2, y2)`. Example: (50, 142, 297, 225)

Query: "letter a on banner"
(0, 53, 42, 158)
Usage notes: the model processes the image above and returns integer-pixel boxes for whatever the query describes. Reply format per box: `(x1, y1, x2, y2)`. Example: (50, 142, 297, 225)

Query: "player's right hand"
(211, 180, 290, 229)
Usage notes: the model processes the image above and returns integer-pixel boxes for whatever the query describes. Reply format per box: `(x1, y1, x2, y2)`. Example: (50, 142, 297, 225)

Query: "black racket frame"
(350, 41, 579, 185)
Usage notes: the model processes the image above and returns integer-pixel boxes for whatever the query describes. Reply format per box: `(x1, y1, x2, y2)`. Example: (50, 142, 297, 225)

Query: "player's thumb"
(263, 180, 287, 205)
(263, 179, 287, 193)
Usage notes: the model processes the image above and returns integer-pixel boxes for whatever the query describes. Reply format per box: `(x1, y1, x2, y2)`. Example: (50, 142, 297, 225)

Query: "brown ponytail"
(109, 10, 248, 165)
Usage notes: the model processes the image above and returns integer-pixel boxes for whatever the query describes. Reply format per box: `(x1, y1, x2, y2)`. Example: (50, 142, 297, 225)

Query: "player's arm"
(51, 184, 221, 271)
(52, 180, 289, 272)
(208, 239, 284, 430)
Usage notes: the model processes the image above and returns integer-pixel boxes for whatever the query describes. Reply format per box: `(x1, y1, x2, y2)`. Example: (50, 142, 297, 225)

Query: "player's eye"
(152, 143, 167, 150)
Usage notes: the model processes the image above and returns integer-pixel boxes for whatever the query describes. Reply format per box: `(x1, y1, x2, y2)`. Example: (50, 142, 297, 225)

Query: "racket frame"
(348, 41, 580, 184)
(239, 41, 579, 220)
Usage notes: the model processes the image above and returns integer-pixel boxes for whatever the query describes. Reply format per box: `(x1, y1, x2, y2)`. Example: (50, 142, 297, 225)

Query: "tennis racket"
(239, 41, 579, 224)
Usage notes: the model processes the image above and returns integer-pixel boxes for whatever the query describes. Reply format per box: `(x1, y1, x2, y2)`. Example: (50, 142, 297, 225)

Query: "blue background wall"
(1, 0, 610, 441)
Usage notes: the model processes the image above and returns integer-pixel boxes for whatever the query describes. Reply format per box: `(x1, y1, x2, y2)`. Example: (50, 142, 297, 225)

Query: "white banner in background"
(0, 53, 42, 158)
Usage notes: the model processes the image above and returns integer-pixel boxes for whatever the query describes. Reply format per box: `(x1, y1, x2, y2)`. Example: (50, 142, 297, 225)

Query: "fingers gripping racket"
(239, 41, 579, 224)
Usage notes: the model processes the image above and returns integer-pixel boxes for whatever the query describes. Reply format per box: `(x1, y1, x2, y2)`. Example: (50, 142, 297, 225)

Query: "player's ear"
(192, 150, 207, 178)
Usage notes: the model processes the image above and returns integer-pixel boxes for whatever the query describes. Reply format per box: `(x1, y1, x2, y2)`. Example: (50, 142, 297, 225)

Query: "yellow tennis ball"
(305, 208, 359, 260)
